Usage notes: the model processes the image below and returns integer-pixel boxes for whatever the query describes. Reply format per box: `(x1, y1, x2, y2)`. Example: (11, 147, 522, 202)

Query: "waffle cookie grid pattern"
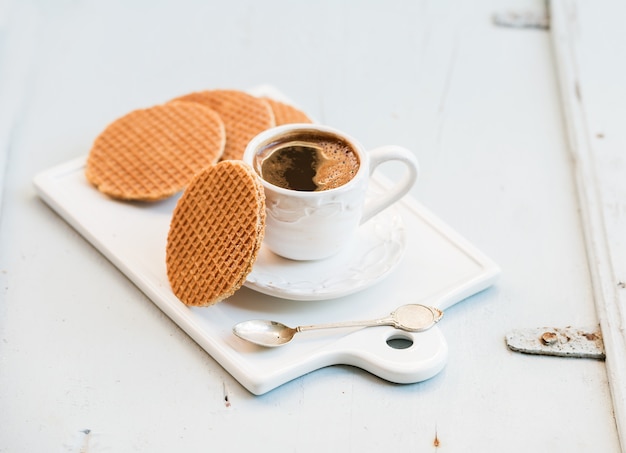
(173, 89, 276, 161)
(263, 97, 312, 125)
(85, 102, 226, 201)
(166, 161, 266, 306)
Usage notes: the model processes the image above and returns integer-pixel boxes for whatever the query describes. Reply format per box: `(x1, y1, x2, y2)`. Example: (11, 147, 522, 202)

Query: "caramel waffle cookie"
(85, 102, 225, 201)
(166, 160, 266, 306)
(172, 89, 275, 161)
(263, 97, 312, 125)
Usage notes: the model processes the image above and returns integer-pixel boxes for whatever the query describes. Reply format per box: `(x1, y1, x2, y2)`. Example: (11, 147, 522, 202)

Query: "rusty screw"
(541, 331, 558, 345)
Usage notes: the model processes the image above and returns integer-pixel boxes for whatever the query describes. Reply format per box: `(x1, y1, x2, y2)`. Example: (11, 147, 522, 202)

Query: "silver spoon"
(232, 304, 444, 348)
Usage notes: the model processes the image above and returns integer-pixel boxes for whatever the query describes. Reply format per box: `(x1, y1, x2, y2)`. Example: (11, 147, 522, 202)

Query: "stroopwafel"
(166, 160, 266, 306)
(172, 89, 275, 161)
(263, 97, 312, 125)
(85, 102, 225, 201)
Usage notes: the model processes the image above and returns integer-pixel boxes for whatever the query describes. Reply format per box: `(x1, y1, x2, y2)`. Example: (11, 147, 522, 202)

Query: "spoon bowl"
(232, 320, 298, 347)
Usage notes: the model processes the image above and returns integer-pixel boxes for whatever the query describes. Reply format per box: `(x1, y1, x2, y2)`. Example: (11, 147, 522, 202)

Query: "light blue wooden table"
(0, 1, 621, 451)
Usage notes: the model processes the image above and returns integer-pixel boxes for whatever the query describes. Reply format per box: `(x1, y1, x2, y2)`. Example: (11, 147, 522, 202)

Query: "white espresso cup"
(243, 124, 419, 260)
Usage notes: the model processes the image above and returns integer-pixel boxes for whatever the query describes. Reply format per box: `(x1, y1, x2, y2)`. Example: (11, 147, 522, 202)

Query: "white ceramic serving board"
(34, 157, 499, 395)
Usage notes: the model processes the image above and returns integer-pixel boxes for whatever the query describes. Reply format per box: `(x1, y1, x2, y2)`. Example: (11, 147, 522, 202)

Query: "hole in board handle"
(386, 334, 414, 350)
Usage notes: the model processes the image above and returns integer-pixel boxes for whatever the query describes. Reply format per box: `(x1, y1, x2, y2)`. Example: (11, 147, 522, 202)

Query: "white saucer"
(244, 207, 406, 301)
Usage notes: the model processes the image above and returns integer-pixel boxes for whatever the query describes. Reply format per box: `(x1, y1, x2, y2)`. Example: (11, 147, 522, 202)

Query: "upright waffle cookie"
(172, 89, 275, 161)
(85, 102, 225, 201)
(263, 97, 312, 125)
(166, 160, 266, 306)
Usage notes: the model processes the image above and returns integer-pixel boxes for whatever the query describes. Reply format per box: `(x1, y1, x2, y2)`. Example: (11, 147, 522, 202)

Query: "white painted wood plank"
(0, 1, 39, 216)
(550, 1, 626, 448)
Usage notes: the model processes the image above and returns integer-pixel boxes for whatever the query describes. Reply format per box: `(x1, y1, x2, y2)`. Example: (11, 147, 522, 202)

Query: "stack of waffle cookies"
(84, 89, 311, 306)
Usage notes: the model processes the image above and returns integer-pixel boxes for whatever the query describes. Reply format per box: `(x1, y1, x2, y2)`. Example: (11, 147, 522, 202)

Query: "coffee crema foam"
(257, 134, 359, 192)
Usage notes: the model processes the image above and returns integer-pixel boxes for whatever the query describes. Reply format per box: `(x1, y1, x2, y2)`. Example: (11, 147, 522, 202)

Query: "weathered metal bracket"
(506, 326, 605, 360)
(492, 10, 550, 30)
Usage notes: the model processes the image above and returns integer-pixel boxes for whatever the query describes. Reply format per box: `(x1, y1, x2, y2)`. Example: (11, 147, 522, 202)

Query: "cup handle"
(360, 145, 419, 225)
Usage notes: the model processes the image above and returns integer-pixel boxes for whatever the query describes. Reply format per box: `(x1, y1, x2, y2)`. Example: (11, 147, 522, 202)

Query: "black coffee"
(258, 133, 359, 192)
